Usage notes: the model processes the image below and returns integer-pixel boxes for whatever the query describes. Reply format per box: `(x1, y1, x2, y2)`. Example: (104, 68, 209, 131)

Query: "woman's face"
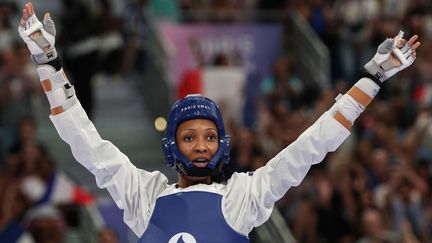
(176, 119, 219, 168)
(176, 119, 219, 187)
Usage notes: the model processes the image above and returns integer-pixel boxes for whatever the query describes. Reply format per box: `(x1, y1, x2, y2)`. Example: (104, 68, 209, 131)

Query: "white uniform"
(18, 4, 410, 241)
(50, 100, 350, 239)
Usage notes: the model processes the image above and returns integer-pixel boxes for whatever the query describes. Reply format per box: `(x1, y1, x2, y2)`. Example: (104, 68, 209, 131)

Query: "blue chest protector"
(138, 191, 249, 243)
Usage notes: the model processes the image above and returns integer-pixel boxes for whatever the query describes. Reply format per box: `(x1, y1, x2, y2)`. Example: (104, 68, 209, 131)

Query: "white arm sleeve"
(223, 111, 350, 234)
(49, 101, 169, 237)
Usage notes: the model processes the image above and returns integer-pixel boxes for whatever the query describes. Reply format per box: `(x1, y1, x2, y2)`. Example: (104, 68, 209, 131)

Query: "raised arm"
(224, 32, 420, 234)
(18, 3, 168, 236)
(333, 32, 420, 129)
(18, 3, 74, 115)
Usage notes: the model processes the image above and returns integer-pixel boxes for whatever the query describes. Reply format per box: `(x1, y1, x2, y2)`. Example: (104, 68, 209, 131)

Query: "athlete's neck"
(177, 174, 212, 188)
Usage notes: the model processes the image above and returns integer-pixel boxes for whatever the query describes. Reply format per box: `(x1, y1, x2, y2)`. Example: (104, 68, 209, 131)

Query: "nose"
(195, 138, 208, 153)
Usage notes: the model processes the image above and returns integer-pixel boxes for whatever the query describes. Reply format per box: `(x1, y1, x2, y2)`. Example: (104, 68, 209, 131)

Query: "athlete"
(18, 2, 420, 243)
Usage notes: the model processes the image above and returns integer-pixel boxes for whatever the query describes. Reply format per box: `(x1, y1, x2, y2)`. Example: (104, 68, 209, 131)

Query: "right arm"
(18, 3, 167, 237)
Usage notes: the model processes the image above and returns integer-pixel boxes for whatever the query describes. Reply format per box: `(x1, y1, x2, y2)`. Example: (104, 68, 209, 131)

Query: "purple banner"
(158, 23, 283, 84)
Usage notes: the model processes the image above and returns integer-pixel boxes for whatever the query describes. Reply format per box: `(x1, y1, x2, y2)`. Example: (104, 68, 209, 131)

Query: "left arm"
(225, 107, 349, 234)
(223, 32, 420, 234)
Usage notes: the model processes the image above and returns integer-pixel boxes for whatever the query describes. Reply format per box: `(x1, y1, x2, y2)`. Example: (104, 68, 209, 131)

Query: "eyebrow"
(180, 128, 217, 132)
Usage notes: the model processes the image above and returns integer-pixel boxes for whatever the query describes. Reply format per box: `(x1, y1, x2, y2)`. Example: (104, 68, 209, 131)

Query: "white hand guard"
(364, 31, 416, 83)
(18, 12, 57, 64)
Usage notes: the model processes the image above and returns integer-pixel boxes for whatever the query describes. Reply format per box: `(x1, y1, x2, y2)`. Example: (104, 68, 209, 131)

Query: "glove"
(18, 2, 76, 115)
(18, 2, 57, 64)
(364, 31, 419, 83)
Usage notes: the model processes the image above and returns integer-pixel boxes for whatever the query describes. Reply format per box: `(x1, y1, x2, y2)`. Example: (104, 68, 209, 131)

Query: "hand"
(364, 31, 420, 82)
(18, 2, 57, 64)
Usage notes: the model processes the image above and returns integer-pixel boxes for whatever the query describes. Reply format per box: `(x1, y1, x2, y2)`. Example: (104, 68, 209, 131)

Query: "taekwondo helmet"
(162, 94, 230, 177)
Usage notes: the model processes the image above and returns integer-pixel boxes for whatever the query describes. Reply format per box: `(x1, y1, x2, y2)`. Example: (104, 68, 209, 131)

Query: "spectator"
(357, 207, 400, 243)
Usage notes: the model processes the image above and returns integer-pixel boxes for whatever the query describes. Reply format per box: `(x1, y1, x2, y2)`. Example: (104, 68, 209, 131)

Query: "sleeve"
(223, 111, 350, 235)
(49, 100, 169, 237)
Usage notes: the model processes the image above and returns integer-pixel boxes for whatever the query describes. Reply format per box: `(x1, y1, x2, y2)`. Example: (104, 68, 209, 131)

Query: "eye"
(183, 136, 193, 142)
(207, 134, 217, 142)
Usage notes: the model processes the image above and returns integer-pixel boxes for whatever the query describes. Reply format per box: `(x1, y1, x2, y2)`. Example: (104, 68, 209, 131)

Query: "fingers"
(404, 35, 420, 50)
(395, 39, 406, 48)
(21, 2, 34, 27)
(406, 35, 420, 59)
(20, 9, 27, 27)
(25, 2, 34, 16)
(396, 34, 420, 60)
(43, 12, 56, 36)
(395, 34, 420, 49)
(22, 8, 28, 20)
(393, 31, 406, 48)
(20, 2, 44, 32)
(408, 35, 418, 46)
(411, 42, 421, 51)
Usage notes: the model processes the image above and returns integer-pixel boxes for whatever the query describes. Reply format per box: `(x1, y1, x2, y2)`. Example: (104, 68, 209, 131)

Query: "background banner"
(159, 23, 283, 85)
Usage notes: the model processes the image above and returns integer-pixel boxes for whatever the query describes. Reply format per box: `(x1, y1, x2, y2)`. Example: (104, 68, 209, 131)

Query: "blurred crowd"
(0, 0, 432, 242)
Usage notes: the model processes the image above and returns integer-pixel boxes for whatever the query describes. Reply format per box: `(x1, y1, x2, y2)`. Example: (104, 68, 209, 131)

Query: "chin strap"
(176, 160, 223, 177)
(37, 59, 76, 115)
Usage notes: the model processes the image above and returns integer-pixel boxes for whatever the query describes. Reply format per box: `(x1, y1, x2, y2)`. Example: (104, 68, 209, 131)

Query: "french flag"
(21, 171, 94, 206)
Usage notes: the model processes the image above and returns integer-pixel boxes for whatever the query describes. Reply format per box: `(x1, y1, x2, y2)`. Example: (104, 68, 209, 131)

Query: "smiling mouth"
(192, 158, 209, 168)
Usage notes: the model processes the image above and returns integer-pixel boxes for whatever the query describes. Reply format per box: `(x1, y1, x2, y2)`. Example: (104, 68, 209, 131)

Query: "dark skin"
(176, 119, 219, 188)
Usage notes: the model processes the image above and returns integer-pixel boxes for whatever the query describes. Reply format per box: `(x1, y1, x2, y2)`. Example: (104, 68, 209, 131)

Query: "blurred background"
(0, 0, 432, 242)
